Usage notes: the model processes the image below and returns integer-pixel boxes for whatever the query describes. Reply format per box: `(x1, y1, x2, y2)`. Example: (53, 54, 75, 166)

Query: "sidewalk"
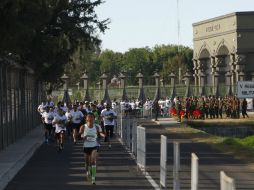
(0, 126, 43, 190)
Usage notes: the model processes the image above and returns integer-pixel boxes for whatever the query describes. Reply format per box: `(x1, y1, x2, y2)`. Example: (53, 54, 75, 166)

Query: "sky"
(95, 0, 254, 53)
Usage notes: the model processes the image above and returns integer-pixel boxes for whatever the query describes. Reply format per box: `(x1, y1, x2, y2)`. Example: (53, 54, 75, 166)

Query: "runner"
(70, 104, 84, 144)
(100, 103, 117, 148)
(41, 106, 54, 144)
(79, 112, 105, 184)
(52, 108, 67, 152)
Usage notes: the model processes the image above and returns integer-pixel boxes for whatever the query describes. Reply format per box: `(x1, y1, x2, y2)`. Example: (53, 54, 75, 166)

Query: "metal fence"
(0, 58, 44, 151)
(52, 83, 237, 103)
(160, 135, 167, 188)
(137, 126, 146, 171)
(191, 153, 199, 190)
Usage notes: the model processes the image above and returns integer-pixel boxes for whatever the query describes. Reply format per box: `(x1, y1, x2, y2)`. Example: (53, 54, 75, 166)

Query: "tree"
(99, 49, 123, 79)
(0, 0, 109, 85)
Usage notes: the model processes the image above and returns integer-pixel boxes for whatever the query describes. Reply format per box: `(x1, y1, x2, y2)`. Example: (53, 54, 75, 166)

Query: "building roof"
(193, 11, 254, 26)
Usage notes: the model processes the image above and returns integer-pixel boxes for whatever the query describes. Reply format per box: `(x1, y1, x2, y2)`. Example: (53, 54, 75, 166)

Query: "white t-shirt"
(70, 110, 84, 124)
(101, 109, 117, 126)
(65, 111, 72, 122)
(53, 114, 67, 133)
(42, 111, 55, 124)
(83, 124, 102, 148)
(38, 104, 46, 115)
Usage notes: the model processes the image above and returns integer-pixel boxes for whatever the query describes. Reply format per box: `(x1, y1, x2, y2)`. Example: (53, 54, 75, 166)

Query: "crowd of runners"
(37, 100, 117, 184)
(37, 95, 252, 184)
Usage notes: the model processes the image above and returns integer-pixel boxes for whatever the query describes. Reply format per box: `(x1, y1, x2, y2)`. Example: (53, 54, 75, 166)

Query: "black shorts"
(44, 123, 52, 131)
(105, 125, 114, 138)
(83, 146, 99, 155)
(71, 123, 81, 130)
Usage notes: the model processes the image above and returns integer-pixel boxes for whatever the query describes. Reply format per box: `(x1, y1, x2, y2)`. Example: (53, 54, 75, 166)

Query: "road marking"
(143, 171, 160, 190)
(117, 138, 160, 190)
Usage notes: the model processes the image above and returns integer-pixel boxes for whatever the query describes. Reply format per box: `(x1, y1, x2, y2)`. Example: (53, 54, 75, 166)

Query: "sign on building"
(237, 81, 254, 98)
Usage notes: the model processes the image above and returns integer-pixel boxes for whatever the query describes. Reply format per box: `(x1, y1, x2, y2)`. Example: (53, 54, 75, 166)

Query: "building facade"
(193, 11, 254, 95)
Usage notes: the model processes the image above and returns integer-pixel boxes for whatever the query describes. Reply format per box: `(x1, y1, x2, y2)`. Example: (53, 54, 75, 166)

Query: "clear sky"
(95, 0, 254, 53)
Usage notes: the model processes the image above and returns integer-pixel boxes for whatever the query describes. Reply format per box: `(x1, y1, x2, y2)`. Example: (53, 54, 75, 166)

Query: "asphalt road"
(4, 136, 154, 190)
(4, 119, 254, 190)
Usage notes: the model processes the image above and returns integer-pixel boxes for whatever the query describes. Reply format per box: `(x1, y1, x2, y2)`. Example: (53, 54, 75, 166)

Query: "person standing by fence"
(175, 96, 182, 122)
(153, 100, 160, 121)
(242, 98, 249, 118)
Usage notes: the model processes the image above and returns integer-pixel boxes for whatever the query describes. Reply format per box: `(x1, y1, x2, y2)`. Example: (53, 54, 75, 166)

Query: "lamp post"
(61, 73, 69, 91)
(100, 72, 111, 104)
(136, 72, 146, 105)
(81, 71, 90, 102)
(153, 71, 160, 101)
(169, 72, 176, 100)
(61, 73, 71, 105)
(119, 72, 128, 101)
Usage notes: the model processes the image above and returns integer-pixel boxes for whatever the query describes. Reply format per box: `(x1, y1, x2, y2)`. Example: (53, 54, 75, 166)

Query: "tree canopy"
(0, 0, 109, 83)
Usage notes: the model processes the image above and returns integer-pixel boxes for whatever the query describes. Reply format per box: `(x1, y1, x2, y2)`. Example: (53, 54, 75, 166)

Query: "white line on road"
(143, 171, 160, 190)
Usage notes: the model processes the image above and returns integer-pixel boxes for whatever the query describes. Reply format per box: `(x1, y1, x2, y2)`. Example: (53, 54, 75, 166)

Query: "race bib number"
(86, 136, 96, 142)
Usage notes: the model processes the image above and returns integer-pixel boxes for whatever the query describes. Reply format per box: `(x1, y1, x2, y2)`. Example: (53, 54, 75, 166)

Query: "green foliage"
(0, 0, 109, 84)
(99, 49, 123, 78)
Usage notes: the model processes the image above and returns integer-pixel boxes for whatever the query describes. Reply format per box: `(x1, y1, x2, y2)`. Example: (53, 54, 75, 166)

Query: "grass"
(165, 121, 254, 163)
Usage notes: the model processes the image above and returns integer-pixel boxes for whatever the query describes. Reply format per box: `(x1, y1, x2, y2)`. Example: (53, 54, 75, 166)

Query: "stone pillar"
(238, 71, 245, 81)
(61, 73, 69, 90)
(199, 71, 206, 96)
(136, 72, 146, 104)
(153, 71, 160, 101)
(251, 72, 254, 81)
(61, 74, 71, 105)
(119, 72, 128, 101)
(100, 73, 111, 104)
(81, 71, 90, 102)
(230, 54, 236, 85)
(169, 73, 176, 100)
(210, 56, 216, 88)
(235, 54, 246, 82)
(184, 70, 193, 97)
(213, 71, 220, 96)
(193, 59, 198, 86)
(225, 71, 232, 95)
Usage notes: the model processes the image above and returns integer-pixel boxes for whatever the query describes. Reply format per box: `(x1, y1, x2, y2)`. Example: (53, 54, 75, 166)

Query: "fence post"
(173, 142, 180, 190)
(160, 135, 167, 188)
(137, 126, 146, 171)
(131, 119, 137, 156)
(220, 171, 236, 190)
(191, 153, 199, 190)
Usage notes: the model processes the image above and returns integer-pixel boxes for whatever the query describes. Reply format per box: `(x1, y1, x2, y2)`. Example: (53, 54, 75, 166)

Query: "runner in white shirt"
(100, 103, 117, 148)
(52, 108, 67, 152)
(70, 104, 84, 144)
(79, 112, 105, 184)
(65, 106, 73, 139)
(37, 102, 46, 116)
(41, 106, 55, 144)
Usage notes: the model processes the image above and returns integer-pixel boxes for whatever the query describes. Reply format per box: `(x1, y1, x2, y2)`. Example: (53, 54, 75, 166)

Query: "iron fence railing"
(52, 84, 237, 103)
(0, 58, 44, 151)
